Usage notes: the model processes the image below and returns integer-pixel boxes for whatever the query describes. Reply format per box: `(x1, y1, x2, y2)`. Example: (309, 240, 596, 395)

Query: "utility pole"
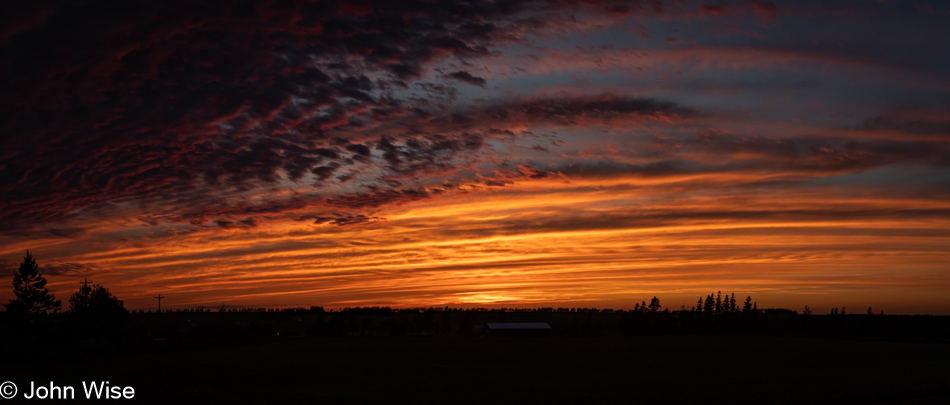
(155, 295, 165, 313)
(80, 278, 91, 288)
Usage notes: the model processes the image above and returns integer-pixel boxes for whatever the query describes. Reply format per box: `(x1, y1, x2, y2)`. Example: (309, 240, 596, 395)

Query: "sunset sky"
(2, 0, 949, 314)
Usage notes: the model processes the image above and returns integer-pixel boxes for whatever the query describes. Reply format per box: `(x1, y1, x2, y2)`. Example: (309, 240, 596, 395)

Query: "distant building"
(485, 322, 552, 336)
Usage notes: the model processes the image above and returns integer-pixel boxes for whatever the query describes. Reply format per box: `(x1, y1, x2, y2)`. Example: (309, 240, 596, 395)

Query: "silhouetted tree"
(742, 296, 752, 312)
(867, 306, 872, 315)
(69, 281, 93, 311)
(703, 294, 715, 313)
(4, 251, 61, 315)
(695, 297, 703, 312)
(802, 305, 812, 315)
(648, 296, 661, 312)
(68, 283, 126, 317)
(729, 293, 737, 313)
(715, 291, 722, 314)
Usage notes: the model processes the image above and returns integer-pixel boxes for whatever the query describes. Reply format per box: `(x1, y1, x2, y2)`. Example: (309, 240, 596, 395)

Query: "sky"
(2, 0, 949, 314)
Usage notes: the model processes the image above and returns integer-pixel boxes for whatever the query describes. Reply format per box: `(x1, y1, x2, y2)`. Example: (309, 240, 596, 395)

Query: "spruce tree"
(4, 251, 61, 315)
(704, 294, 715, 313)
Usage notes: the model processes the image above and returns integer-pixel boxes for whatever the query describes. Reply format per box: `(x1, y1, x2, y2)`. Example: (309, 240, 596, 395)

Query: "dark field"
(13, 334, 950, 404)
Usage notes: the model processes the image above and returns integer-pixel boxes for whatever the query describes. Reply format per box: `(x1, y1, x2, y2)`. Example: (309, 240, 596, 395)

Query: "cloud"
(701, 4, 729, 15)
(312, 214, 382, 226)
(326, 188, 433, 210)
(2, 0, 648, 234)
(445, 71, 487, 87)
(0, 258, 100, 277)
(855, 115, 950, 136)
(40, 262, 102, 276)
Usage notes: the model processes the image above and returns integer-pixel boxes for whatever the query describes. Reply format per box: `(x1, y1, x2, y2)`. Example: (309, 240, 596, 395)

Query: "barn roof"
(486, 322, 551, 330)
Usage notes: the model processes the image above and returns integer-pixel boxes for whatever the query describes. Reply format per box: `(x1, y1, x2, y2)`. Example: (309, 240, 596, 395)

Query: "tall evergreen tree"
(4, 251, 61, 315)
(729, 293, 737, 312)
(715, 291, 722, 314)
(703, 294, 715, 313)
(742, 296, 753, 312)
(648, 296, 661, 312)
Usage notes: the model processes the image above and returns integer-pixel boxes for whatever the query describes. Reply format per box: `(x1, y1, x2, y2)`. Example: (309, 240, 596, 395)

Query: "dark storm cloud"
(346, 143, 372, 156)
(1, 0, 651, 233)
(445, 71, 488, 87)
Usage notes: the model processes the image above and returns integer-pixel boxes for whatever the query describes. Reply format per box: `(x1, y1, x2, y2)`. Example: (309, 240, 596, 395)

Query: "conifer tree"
(4, 251, 61, 315)
(704, 294, 715, 313)
(742, 296, 753, 312)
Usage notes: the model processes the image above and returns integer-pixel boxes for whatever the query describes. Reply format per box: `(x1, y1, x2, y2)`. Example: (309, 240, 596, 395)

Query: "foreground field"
(13, 334, 950, 404)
